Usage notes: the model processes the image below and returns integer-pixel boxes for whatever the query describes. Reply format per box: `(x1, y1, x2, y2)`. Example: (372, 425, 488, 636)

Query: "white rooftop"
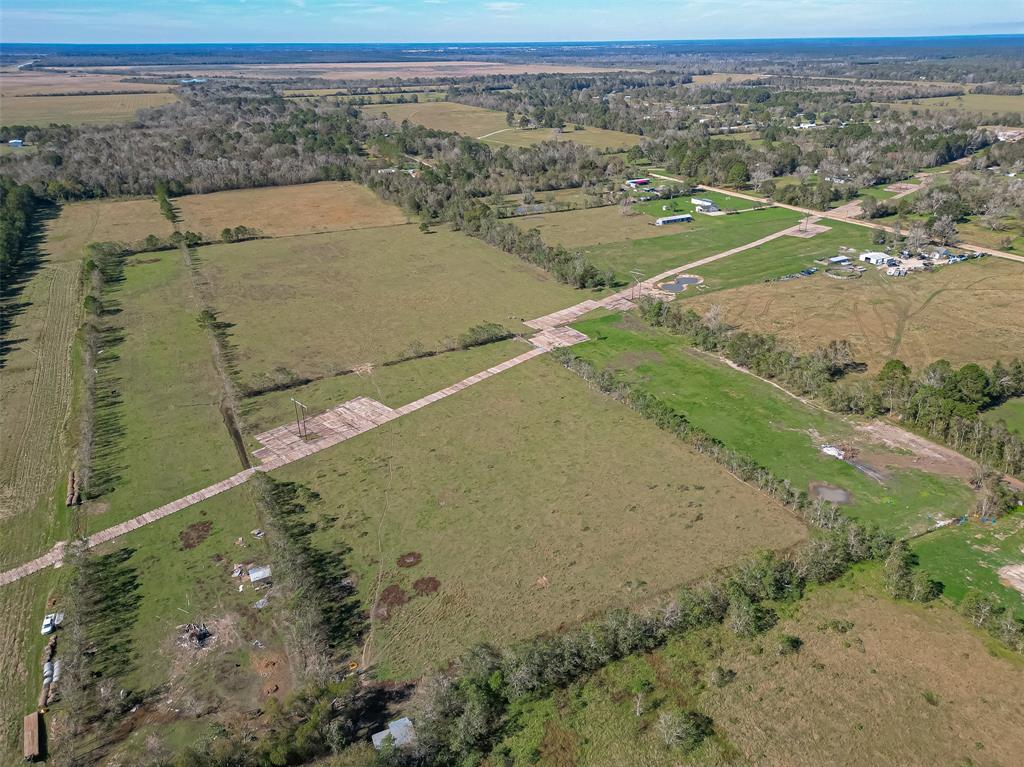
(372, 717, 415, 749)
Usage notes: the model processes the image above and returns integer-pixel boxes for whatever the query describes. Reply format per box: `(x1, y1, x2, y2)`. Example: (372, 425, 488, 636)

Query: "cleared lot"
(272, 356, 808, 679)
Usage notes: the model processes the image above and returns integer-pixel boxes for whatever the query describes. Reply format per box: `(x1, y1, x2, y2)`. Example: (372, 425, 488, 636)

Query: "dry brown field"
(0, 92, 176, 126)
(685, 258, 1024, 374)
(704, 575, 1024, 766)
(82, 61, 643, 80)
(174, 181, 408, 239)
(689, 72, 764, 85)
(0, 69, 175, 96)
(44, 198, 172, 256)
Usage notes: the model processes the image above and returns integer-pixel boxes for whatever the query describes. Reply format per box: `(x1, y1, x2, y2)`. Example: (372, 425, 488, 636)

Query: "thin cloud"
(485, 2, 524, 12)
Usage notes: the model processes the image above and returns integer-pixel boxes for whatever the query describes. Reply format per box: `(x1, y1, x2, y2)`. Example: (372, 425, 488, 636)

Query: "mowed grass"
(174, 181, 408, 239)
(0, 92, 177, 126)
(584, 207, 801, 283)
(511, 205, 675, 249)
(83, 250, 244, 536)
(885, 93, 1024, 116)
(913, 515, 1024, 619)
(570, 314, 976, 535)
(984, 397, 1024, 435)
(493, 567, 1024, 767)
(684, 220, 875, 294)
(197, 225, 579, 388)
(685, 256, 1024, 374)
(272, 356, 808, 680)
(361, 100, 641, 149)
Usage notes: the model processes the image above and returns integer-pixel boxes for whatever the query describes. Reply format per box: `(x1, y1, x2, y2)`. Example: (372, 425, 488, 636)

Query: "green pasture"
(569, 314, 976, 535)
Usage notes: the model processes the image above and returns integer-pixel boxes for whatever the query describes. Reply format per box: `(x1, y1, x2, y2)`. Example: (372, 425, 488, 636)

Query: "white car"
(40, 612, 62, 635)
(41, 615, 56, 635)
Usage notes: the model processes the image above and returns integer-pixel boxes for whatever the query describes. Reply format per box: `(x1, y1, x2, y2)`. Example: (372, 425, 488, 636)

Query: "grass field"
(197, 225, 578, 388)
(512, 206, 678, 249)
(271, 355, 808, 679)
(885, 93, 1024, 116)
(361, 100, 642, 150)
(685, 257, 1024, 374)
(681, 220, 874, 294)
(241, 338, 527, 440)
(174, 181, 408, 239)
(584, 207, 802, 283)
(984, 398, 1024, 435)
(913, 515, 1024, 620)
(0, 92, 177, 126)
(569, 314, 976, 535)
(491, 567, 1024, 766)
(81, 249, 244, 536)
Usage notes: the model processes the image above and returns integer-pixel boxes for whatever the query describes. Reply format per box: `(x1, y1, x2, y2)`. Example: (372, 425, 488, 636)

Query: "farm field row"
(683, 256, 1024, 374)
(568, 314, 977, 536)
(492, 568, 1024, 766)
(361, 100, 642, 150)
(0, 92, 177, 126)
(271, 354, 809, 680)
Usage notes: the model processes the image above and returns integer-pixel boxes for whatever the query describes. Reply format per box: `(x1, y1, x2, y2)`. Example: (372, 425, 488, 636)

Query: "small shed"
(8, 139, 24, 148)
(828, 255, 850, 265)
(24, 711, 41, 761)
(372, 717, 416, 750)
(626, 178, 651, 188)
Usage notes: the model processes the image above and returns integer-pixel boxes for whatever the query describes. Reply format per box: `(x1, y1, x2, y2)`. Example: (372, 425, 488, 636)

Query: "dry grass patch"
(174, 181, 407, 239)
(685, 258, 1024, 374)
(272, 356, 808, 679)
(44, 198, 172, 260)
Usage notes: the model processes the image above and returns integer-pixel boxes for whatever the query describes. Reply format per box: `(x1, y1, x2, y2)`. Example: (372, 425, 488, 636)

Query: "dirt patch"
(998, 564, 1024, 597)
(179, 521, 213, 550)
(252, 651, 290, 699)
(809, 482, 852, 505)
(854, 421, 981, 484)
(371, 584, 409, 622)
(396, 552, 422, 568)
(413, 576, 440, 596)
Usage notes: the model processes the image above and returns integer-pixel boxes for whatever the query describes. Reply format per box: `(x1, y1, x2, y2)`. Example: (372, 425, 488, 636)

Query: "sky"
(2, 0, 1023, 44)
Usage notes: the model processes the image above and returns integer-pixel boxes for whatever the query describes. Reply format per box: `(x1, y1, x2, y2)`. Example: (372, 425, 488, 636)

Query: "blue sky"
(2, 0, 1022, 44)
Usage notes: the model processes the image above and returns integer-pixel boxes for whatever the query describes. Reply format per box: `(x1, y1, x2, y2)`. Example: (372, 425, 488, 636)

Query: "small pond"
(659, 275, 703, 293)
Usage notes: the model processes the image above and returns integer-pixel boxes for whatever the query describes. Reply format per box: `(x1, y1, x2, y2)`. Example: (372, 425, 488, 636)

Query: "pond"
(658, 275, 703, 293)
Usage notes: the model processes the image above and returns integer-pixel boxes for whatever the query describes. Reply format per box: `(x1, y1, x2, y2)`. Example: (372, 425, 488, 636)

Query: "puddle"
(809, 482, 852, 505)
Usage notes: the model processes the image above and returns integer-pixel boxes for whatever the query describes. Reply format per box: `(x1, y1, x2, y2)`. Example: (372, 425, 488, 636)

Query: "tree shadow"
(264, 479, 367, 656)
(0, 202, 58, 369)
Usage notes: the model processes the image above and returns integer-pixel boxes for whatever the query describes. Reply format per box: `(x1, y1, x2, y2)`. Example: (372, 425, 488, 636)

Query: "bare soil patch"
(179, 521, 213, 550)
(809, 482, 852, 505)
(413, 576, 440, 596)
(396, 552, 422, 568)
(998, 564, 1024, 597)
(855, 421, 979, 482)
(371, 584, 409, 622)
